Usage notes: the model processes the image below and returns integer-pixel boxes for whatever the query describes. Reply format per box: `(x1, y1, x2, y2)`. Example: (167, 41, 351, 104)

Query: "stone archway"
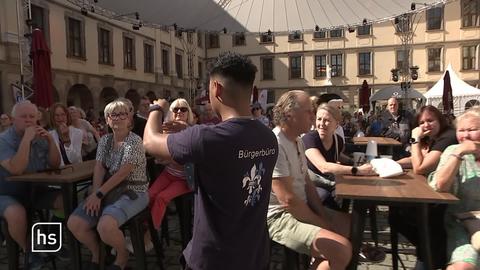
(52, 87, 60, 103)
(67, 84, 94, 112)
(100, 87, 119, 108)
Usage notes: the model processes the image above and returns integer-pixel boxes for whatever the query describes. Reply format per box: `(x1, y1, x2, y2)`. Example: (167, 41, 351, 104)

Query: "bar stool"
(98, 208, 164, 270)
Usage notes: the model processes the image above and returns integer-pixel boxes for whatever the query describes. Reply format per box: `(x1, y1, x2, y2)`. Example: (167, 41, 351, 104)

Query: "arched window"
(465, 99, 480, 110)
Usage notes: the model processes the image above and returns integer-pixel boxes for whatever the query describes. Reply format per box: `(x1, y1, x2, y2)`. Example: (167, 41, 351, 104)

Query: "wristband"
(449, 153, 464, 161)
(149, 104, 164, 114)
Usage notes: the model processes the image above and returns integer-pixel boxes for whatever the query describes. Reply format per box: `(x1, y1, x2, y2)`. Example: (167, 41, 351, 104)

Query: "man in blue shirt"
(0, 101, 60, 263)
(144, 52, 278, 270)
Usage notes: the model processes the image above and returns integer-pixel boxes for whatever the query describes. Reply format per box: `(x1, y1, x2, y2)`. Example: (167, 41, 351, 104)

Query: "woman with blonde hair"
(149, 98, 194, 229)
(67, 98, 149, 270)
(302, 104, 374, 208)
(429, 106, 480, 270)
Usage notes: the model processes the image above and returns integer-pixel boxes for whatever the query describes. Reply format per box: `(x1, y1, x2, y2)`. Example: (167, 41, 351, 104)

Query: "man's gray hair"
(272, 90, 306, 126)
(11, 100, 37, 117)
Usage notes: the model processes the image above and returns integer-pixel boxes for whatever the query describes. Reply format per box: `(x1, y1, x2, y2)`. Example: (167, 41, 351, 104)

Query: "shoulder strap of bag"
(57, 134, 71, 165)
(334, 134, 339, 162)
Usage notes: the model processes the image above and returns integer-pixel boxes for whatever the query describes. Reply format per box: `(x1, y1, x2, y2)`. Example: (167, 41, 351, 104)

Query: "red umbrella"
(31, 29, 53, 108)
(442, 70, 454, 115)
(359, 80, 371, 112)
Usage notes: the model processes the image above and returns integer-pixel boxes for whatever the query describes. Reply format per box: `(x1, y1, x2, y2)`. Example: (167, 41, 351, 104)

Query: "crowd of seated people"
(0, 54, 479, 270)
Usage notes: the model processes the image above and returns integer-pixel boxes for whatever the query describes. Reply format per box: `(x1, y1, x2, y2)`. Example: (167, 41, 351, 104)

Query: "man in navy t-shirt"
(144, 52, 278, 270)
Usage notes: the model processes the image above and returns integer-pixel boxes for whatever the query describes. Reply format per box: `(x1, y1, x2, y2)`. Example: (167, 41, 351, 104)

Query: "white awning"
(69, 0, 447, 33)
(424, 64, 480, 116)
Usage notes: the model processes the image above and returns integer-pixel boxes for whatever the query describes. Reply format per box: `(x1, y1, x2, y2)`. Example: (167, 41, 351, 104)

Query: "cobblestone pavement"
(0, 206, 419, 269)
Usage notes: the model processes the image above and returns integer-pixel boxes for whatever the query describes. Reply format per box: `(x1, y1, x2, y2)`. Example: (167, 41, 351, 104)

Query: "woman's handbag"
(454, 211, 480, 251)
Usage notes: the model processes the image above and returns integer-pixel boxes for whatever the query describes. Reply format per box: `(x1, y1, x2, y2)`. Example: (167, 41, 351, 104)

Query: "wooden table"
(8, 160, 95, 270)
(335, 172, 458, 270)
(352, 137, 402, 156)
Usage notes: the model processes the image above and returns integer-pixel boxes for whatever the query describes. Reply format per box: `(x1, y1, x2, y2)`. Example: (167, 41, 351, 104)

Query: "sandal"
(359, 244, 386, 263)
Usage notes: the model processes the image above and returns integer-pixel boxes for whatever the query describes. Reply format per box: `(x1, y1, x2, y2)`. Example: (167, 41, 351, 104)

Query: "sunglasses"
(172, 107, 188, 113)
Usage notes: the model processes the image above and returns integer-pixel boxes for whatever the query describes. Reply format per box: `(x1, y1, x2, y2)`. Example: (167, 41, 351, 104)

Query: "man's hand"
(162, 121, 188, 134)
(35, 126, 50, 139)
(83, 193, 101, 217)
(153, 99, 170, 114)
(23, 126, 38, 142)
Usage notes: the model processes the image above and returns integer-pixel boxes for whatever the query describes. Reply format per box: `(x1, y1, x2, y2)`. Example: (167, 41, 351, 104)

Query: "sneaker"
(26, 252, 45, 270)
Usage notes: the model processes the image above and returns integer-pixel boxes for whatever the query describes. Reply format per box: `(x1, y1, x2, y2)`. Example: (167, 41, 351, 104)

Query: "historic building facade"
(0, 0, 206, 114)
(206, 0, 480, 109)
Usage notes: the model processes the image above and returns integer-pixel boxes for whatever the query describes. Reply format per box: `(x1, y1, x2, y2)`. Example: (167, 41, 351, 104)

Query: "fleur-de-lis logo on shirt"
(242, 163, 265, 206)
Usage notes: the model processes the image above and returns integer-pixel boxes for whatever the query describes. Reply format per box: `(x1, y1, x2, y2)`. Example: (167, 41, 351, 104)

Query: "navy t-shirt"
(167, 118, 278, 270)
(302, 130, 344, 178)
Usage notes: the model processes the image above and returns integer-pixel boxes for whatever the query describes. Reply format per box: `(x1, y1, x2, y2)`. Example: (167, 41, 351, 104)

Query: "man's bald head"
(387, 97, 399, 116)
(11, 101, 38, 133)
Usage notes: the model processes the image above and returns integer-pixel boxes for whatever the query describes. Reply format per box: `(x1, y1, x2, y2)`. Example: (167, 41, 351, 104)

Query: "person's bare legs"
(97, 215, 128, 269)
(311, 229, 352, 270)
(3, 204, 27, 250)
(326, 208, 351, 238)
(67, 215, 100, 263)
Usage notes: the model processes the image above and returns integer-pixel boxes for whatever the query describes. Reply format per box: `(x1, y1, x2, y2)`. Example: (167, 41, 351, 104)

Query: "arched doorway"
(100, 87, 119, 108)
(52, 87, 60, 103)
(67, 84, 94, 112)
(125, 89, 141, 110)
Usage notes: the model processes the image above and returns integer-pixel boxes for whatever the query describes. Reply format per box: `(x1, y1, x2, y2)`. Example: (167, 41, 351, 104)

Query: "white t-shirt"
(49, 126, 84, 166)
(268, 127, 308, 217)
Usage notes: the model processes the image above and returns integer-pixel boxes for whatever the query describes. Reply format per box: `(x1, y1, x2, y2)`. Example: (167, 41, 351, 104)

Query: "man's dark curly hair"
(208, 52, 257, 88)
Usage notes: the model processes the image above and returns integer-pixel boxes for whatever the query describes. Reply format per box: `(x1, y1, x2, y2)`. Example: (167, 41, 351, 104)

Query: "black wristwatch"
(95, 190, 104, 200)
(351, 166, 358, 176)
(409, 137, 419, 144)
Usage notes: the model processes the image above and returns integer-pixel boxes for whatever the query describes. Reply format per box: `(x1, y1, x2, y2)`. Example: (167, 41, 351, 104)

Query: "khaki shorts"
(267, 211, 322, 255)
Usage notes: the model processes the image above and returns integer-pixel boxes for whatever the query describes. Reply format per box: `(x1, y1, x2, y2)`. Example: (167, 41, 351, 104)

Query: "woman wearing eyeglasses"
(148, 98, 195, 230)
(67, 99, 149, 270)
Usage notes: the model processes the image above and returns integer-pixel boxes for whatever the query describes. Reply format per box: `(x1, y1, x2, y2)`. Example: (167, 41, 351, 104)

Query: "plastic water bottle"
(365, 140, 378, 162)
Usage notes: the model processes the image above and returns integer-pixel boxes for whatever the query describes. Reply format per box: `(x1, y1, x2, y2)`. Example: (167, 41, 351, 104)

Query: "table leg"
(62, 183, 81, 270)
(417, 204, 433, 270)
(347, 201, 368, 270)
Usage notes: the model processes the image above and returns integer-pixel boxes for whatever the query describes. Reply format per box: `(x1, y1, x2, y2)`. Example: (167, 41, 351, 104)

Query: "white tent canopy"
(424, 64, 480, 116)
(69, 0, 446, 33)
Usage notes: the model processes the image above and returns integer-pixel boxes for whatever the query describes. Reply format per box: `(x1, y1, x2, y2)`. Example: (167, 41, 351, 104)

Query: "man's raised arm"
(143, 99, 172, 161)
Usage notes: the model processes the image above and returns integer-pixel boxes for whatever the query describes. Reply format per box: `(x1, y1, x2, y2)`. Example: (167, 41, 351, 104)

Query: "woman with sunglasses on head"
(49, 103, 84, 165)
(67, 99, 149, 270)
(148, 98, 194, 230)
